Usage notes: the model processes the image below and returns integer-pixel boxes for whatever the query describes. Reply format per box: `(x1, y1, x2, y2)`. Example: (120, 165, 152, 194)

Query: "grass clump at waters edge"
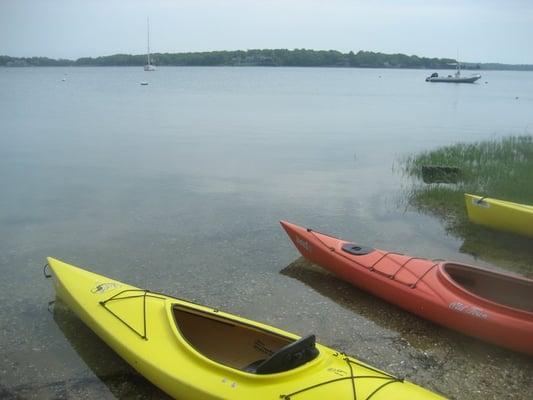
(401, 135, 533, 275)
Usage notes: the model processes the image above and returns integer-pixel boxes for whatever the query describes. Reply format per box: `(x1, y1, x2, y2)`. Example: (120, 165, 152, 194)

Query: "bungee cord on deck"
(279, 354, 404, 400)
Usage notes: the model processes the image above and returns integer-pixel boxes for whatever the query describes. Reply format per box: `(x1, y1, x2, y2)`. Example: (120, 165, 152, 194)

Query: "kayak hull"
(465, 193, 533, 237)
(47, 257, 445, 399)
(280, 221, 533, 355)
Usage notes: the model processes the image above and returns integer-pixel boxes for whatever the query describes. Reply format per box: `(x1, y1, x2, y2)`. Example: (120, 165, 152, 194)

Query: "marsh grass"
(404, 136, 533, 203)
(401, 135, 533, 275)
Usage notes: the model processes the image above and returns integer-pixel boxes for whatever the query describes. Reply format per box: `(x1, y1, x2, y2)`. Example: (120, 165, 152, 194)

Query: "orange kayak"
(281, 221, 533, 355)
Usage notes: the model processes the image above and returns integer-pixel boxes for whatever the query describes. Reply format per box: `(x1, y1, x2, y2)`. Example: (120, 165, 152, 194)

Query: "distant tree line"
(0, 55, 73, 67)
(1, 50, 531, 70)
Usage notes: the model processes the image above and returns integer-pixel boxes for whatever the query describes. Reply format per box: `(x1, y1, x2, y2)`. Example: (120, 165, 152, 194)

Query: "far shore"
(2, 49, 532, 71)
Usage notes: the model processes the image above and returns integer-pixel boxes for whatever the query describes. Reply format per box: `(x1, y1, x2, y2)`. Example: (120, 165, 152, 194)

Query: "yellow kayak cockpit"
(171, 305, 319, 374)
(97, 287, 320, 375)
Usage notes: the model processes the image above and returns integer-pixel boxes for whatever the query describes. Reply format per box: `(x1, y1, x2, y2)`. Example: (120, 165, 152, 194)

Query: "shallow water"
(0, 66, 532, 399)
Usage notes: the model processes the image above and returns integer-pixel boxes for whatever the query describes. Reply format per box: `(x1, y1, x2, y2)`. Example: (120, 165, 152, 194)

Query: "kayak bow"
(465, 193, 533, 237)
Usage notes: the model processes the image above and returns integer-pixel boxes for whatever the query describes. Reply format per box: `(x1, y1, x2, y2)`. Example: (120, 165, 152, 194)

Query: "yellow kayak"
(46, 257, 445, 400)
(465, 194, 533, 237)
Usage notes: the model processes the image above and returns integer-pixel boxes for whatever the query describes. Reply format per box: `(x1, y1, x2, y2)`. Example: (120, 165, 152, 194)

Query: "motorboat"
(426, 62, 480, 83)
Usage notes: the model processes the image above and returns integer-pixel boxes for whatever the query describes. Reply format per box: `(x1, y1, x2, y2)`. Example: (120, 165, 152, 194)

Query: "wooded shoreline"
(2, 49, 532, 70)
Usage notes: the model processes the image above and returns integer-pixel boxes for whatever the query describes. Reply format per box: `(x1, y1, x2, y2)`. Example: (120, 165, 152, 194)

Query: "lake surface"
(1, 67, 532, 399)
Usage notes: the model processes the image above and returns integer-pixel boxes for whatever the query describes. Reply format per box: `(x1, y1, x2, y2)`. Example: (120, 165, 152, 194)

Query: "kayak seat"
(252, 334, 319, 374)
(172, 305, 303, 372)
(242, 358, 266, 373)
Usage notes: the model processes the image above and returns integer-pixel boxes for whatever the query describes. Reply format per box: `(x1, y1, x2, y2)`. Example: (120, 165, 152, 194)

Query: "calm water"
(1, 67, 532, 399)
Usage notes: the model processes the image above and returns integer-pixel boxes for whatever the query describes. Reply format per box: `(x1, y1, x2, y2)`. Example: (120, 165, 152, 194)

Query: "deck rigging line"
(99, 289, 166, 340)
(308, 229, 438, 289)
(97, 288, 224, 340)
(279, 355, 403, 399)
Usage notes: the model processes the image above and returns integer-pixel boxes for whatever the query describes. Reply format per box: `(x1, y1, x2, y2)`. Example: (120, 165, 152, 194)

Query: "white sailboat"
(144, 17, 156, 71)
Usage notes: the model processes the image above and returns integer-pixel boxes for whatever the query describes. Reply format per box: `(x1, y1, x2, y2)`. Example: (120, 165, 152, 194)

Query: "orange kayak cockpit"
(438, 263, 533, 314)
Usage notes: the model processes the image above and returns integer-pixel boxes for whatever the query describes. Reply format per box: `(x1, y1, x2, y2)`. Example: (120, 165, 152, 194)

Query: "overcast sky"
(1, 0, 532, 64)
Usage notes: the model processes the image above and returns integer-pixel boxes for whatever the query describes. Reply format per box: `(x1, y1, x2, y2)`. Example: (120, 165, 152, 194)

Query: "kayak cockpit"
(171, 304, 319, 374)
(442, 263, 533, 312)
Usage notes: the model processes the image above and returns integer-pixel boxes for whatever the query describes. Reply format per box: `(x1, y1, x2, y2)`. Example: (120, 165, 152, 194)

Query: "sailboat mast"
(456, 49, 460, 76)
(146, 17, 151, 65)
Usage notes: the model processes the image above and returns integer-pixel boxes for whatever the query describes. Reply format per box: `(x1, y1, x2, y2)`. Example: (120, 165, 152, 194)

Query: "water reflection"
(459, 229, 533, 277)
(282, 258, 449, 347)
(398, 183, 533, 277)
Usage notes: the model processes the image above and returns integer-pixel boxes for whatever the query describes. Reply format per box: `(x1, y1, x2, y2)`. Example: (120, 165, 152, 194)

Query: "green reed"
(401, 135, 533, 274)
(403, 135, 533, 203)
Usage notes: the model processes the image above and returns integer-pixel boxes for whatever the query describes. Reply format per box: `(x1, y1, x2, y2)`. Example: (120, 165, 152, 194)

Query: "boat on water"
(465, 193, 533, 237)
(281, 221, 533, 355)
(46, 257, 444, 399)
(425, 62, 480, 83)
(144, 17, 156, 71)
